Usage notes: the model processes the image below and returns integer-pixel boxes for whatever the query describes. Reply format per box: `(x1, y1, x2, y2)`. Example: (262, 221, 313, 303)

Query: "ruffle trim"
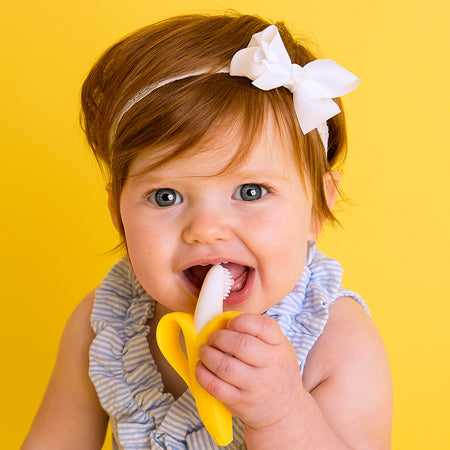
(89, 258, 245, 449)
(89, 242, 367, 448)
(266, 242, 368, 372)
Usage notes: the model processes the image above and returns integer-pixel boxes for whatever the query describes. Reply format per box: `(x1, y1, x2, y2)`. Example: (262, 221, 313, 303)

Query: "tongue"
(221, 262, 247, 281)
(188, 263, 248, 292)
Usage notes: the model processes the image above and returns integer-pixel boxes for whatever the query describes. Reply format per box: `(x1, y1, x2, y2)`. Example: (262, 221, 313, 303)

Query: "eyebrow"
(127, 168, 290, 185)
(229, 171, 289, 182)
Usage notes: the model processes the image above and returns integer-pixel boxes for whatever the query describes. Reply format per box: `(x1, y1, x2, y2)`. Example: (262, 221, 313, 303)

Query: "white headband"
(110, 25, 360, 154)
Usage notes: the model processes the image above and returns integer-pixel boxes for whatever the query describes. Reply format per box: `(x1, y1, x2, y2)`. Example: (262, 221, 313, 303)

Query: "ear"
(106, 183, 120, 232)
(308, 171, 341, 240)
(324, 170, 341, 211)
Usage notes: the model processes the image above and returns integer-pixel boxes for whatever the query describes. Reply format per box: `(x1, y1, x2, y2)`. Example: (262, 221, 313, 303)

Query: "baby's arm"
(21, 291, 108, 450)
(197, 297, 392, 449)
(301, 297, 393, 448)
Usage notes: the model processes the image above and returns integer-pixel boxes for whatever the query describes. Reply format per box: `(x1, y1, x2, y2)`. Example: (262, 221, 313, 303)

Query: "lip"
(179, 256, 249, 272)
(178, 260, 255, 307)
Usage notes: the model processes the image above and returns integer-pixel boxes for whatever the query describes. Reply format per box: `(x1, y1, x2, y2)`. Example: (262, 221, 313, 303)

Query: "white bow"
(229, 25, 360, 136)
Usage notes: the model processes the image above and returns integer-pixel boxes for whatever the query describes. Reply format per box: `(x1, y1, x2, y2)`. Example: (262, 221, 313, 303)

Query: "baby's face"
(119, 123, 319, 315)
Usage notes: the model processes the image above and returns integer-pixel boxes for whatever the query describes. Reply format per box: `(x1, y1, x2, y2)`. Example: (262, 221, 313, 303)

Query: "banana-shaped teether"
(156, 265, 240, 446)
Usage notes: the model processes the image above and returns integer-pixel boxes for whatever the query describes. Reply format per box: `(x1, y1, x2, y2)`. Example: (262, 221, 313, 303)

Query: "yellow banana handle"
(156, 311, 241, 446)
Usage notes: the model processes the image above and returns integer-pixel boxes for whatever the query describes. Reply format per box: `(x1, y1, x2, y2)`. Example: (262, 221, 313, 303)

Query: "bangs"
(81, 13, 349, 248)
(112, 73, 292, 179)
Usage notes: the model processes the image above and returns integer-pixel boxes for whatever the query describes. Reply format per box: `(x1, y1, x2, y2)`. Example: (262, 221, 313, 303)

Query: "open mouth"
(183, 262, 253, 305)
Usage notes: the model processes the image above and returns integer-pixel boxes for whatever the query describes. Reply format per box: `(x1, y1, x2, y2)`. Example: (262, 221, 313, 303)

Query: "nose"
(182, 202, 233, 245)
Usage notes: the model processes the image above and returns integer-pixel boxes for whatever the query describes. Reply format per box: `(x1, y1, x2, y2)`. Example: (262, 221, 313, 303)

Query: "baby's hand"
(196, 313, 304, 431)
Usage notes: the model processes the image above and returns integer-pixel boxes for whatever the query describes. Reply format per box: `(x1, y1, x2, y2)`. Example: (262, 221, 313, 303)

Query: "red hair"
(81, 13, 347, 242)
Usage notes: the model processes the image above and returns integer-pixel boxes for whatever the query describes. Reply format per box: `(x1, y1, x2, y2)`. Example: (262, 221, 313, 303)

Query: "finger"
(198, 343, 256, 391)
(227, 313, 286, 346)
(207, 329, 268, 367)
(195, 360, 247, 406)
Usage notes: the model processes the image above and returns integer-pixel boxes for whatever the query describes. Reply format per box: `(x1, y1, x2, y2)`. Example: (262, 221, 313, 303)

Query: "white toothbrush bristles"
(193, 265, 233, 334)
(223, 267, 232, 300)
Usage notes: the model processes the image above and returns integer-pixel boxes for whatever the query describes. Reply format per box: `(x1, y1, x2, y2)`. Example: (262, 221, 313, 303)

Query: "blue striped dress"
(89, 241, 368, 449)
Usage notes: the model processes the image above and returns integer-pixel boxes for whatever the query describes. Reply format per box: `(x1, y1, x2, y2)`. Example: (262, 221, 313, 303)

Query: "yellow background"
(2, 0, 449, 448)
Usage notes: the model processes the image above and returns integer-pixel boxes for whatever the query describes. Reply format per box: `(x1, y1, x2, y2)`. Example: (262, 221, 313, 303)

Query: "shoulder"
(303, 296, 392, 390)
(57, 289, 98, 366)
(49, 289, 98, 402)
(302, 297, 393, 448)
(22, 289, 108, 449)
(303, 297, 387, 379)
(63, 289, 97, 343)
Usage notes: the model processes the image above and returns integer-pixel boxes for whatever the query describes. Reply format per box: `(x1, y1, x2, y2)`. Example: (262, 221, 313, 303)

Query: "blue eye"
(147, 188, 182, 207)
(233, 184, 268, 201)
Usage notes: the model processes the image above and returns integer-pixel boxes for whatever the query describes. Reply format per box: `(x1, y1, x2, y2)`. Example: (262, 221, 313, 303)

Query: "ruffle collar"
(89, 241, 365, 448)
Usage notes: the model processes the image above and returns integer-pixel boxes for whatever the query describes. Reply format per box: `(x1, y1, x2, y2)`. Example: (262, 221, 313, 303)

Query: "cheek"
(248, 206, 311, 251)
(121, 214, 182, 306)
(120, 202, 173, 273)
(248, 206, 310, 296)
(245, 217, 308, 279)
